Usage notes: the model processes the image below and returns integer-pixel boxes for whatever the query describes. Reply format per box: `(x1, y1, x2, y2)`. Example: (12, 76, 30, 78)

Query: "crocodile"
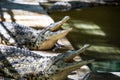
(0, 44, 93, 80)
(41, 1, 119, 13)
(0, 16, 71, 50)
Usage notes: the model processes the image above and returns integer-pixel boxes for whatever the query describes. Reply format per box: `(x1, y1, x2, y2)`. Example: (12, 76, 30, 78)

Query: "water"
(50, 6, 120, 72)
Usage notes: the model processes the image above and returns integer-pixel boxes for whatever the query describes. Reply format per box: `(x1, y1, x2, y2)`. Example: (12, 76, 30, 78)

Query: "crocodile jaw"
(47, 44, 93, 80)
(36, 28, 72, 50)
(49, 16, 70, 31)
(50, 60, 94, 80)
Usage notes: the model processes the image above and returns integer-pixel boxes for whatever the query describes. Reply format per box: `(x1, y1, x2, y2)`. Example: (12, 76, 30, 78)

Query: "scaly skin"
(0, 16, 70, 50)
(0, 44, 93, 80)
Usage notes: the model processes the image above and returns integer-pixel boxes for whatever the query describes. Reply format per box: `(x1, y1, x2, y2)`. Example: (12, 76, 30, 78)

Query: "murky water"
(50, 6, 120, 72)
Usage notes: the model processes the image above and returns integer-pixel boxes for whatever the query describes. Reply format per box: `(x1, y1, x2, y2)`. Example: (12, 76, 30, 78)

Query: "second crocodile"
(0, 44, 93, 80)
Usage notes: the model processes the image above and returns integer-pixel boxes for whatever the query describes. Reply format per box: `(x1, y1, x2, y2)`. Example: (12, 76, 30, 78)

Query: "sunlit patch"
(61, 23, 70, 29)
(91, 61, 120, 72)
(78, 44, 120, 71)
(87, 45, 120, 54)
(73, 21, 106, 36)
(81, 29, 105, 36)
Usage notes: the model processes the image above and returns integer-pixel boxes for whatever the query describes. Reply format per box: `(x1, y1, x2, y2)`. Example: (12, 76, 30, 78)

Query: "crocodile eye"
(32, 36, 35, 38)
(68, 50, 74, 52)
(57, 65, 60, 68)
(50, 69, 54, 73)
(50, 23, 53, 25)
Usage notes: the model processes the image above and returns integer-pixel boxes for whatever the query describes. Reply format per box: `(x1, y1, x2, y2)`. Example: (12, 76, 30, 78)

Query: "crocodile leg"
(50, 60, 94, 80)
(52, 42, 64, 51)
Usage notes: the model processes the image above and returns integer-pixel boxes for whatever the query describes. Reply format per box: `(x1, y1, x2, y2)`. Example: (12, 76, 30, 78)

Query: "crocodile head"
(31, 28, 72, 50)
(46, 44, 93, 80)
(49, 16, 70, 31)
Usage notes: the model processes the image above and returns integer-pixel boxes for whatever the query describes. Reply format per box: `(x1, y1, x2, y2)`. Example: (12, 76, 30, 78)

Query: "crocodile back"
(0, 22, 38, 46)
(0, 45, 50, 79)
